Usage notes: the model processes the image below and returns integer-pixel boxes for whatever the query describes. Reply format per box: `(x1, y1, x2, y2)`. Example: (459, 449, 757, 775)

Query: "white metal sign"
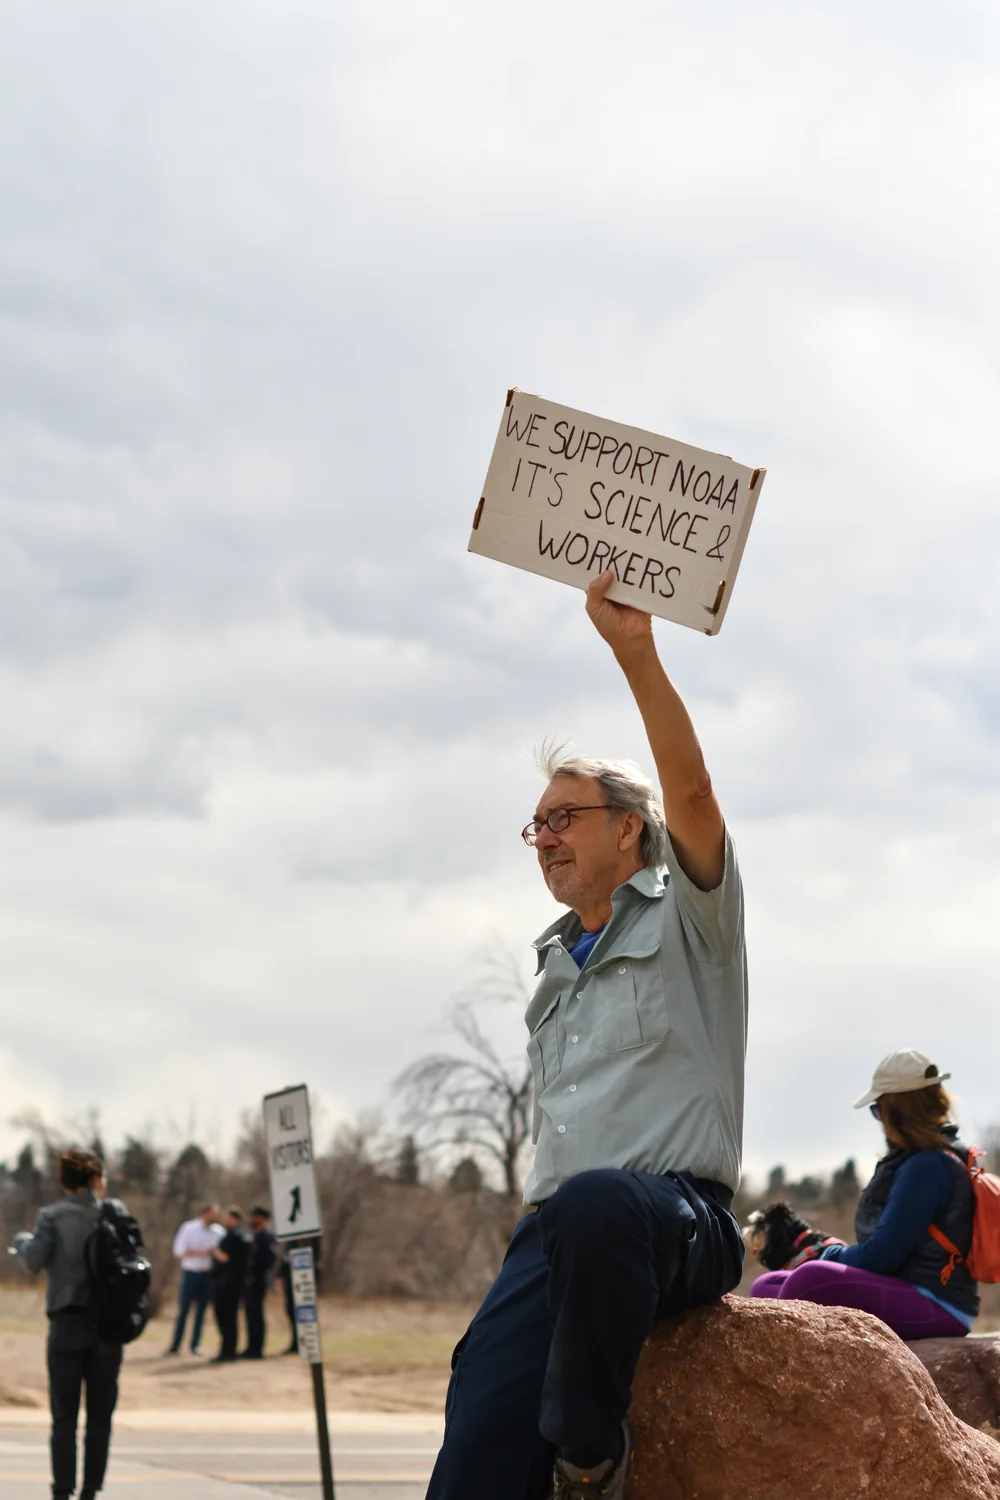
(289, 1245, 323, 1365)
(262, 1084, 322, 1241)
(468, 389, 765, 635)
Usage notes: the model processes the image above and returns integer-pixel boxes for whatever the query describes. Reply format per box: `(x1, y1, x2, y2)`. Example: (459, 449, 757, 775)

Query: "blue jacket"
(822, 1127, 978, 1320)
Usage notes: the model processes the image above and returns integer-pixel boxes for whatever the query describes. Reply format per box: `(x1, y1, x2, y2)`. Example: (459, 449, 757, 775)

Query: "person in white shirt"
(166, 1204, 223, 1355)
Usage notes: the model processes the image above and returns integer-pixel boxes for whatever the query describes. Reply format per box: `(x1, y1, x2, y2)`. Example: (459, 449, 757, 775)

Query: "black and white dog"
(743, 1201, 845, 1272)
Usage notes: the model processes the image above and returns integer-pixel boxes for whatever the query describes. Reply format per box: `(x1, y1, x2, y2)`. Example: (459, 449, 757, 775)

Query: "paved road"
(0, 1412, 441, 1499)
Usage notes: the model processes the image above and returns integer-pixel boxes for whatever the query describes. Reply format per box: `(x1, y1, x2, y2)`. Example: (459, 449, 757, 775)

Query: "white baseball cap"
(853, 1049, 951, 1109)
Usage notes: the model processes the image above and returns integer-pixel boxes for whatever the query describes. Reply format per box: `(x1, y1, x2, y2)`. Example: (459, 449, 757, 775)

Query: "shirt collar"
(625, 865, 665, 899)
(531, 865, 665, 972)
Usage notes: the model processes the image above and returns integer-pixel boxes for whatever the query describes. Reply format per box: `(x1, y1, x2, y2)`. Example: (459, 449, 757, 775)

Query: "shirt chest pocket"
(526, 993, 561, 1088)
(591, 946, 668, 1054)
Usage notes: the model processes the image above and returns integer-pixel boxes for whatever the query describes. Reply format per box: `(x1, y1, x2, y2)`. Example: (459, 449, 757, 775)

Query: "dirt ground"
(0, 1285, 474, 1412)
(4, 1280, 996, 1415)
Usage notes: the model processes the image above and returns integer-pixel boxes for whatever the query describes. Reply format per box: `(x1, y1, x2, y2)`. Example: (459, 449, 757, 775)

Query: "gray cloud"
(0, 0, 998, 1177)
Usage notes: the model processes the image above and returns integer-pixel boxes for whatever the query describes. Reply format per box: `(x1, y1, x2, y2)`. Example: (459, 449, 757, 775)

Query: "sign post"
(263, 1085, 333, 1500)
(288, 1245, 335, 1500)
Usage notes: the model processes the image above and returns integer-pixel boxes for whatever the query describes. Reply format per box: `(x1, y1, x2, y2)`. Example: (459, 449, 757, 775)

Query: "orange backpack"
(928, 1147, 1000, 1286)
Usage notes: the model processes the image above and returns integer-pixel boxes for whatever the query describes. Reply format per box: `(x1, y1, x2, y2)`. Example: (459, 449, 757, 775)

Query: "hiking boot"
(552, 1419, 633, 1499)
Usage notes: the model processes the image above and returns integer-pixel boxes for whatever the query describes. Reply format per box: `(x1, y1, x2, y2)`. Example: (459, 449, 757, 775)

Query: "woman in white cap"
(750, 1049, 978, 1338)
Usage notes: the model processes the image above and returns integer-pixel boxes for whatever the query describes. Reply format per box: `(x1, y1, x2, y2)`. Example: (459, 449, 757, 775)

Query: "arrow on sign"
(289, 1186, 302, 1224)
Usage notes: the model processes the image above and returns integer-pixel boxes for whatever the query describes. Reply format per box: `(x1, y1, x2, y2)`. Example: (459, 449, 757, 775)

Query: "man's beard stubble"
(543, 858, 584, 908)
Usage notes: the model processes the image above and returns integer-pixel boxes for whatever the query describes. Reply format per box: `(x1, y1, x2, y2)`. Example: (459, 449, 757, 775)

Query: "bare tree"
(456, 937, 532, 1009)
(232, 1108, 270, 1191)
(394, 968, 533, 1198)
(316, 1118, 382, 1291)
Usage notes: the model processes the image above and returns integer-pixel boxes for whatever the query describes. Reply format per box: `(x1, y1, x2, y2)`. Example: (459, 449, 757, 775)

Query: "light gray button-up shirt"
(522, 827, 747, 1204)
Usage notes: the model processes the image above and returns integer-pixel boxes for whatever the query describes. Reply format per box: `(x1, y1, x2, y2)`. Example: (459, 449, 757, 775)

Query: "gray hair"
(537, 744, 668, 869)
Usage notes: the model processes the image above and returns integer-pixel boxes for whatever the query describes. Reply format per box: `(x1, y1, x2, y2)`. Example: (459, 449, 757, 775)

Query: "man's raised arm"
(585, 569, 725, 891)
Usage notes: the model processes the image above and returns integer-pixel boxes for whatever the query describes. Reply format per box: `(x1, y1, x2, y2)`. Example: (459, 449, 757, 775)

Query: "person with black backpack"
(11, 1146, 151, 1500)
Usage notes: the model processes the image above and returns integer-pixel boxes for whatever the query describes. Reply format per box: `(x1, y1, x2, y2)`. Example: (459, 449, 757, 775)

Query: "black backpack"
(86, 1199, 152, 1345)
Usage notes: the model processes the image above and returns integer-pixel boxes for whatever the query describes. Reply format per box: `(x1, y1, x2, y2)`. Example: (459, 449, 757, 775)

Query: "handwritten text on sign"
(468, 391, 765, 634)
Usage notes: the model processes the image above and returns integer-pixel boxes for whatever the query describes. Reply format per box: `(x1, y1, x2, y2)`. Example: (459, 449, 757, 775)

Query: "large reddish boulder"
(627, 1296, 1000, 1500)
(906, 1333, 1000, 1432)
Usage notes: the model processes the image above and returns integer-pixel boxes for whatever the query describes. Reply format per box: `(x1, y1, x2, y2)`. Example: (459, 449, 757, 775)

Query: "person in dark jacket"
(11, 1147, 129, 1500)
(751, 1050, 978, 1338)
(211, 1206, 249, 1363)
(241, 1205, 277, 1358)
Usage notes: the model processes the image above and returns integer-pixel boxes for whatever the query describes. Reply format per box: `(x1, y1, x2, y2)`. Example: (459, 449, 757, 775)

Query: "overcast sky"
(1, 0, 999, 1186)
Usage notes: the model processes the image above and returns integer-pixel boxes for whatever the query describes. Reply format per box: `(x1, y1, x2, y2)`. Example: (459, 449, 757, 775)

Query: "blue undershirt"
(568, 926, 605, 969)
(820, 1151, 973, 1329)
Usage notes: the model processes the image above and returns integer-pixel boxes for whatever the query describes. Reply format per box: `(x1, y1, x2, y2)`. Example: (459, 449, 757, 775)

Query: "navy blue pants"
(427, 1168, 743, 1500)
(244, 1281, 268, 1357)
(169, 1270, 213, 1353)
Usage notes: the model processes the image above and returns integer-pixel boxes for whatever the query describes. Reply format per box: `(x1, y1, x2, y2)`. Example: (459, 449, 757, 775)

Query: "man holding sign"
(428, 572, 746, 1500)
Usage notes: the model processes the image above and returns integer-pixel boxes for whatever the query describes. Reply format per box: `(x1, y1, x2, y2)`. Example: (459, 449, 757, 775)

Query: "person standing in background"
(242, 1206, 277, 1359)
(211, 1206, 249, 1363)
(167, 1204, 222, 1355)
(12, 1148, 131, 1500)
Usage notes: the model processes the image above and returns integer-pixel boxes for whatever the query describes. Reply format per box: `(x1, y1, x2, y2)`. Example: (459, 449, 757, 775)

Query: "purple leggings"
(750, 1259, 967, 1341)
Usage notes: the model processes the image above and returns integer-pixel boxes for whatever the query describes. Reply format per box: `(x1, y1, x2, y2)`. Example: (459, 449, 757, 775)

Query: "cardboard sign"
(468, 390, 765, 634)
(262, 1084, 322, 1241)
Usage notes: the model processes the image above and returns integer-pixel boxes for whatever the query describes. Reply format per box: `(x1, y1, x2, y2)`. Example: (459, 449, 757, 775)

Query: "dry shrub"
(321, 1176, 519, 1299)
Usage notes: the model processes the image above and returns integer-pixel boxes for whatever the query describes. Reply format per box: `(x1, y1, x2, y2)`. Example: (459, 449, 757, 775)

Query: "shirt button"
(618, 965, 627, 974)
(570, 1035, 579, 1044)
(568, 1084, 577, 1093)
(557, 1125, 567, 1134)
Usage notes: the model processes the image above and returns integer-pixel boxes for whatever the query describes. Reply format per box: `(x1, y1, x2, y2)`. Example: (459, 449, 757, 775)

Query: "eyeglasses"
(869, 1102, 882, 1121)
(521, 805, 608, 846)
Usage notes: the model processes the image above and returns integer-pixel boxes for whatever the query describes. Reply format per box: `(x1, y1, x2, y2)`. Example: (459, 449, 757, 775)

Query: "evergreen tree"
(120, 1137, 160, 1194)
(165, 1143, 211, 1207)
(395, 1136, 420, 1186)
(449, 1156, 484, 1194)
(11, 1142, 43, 1218)
(831, 1157, 860, 1206)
